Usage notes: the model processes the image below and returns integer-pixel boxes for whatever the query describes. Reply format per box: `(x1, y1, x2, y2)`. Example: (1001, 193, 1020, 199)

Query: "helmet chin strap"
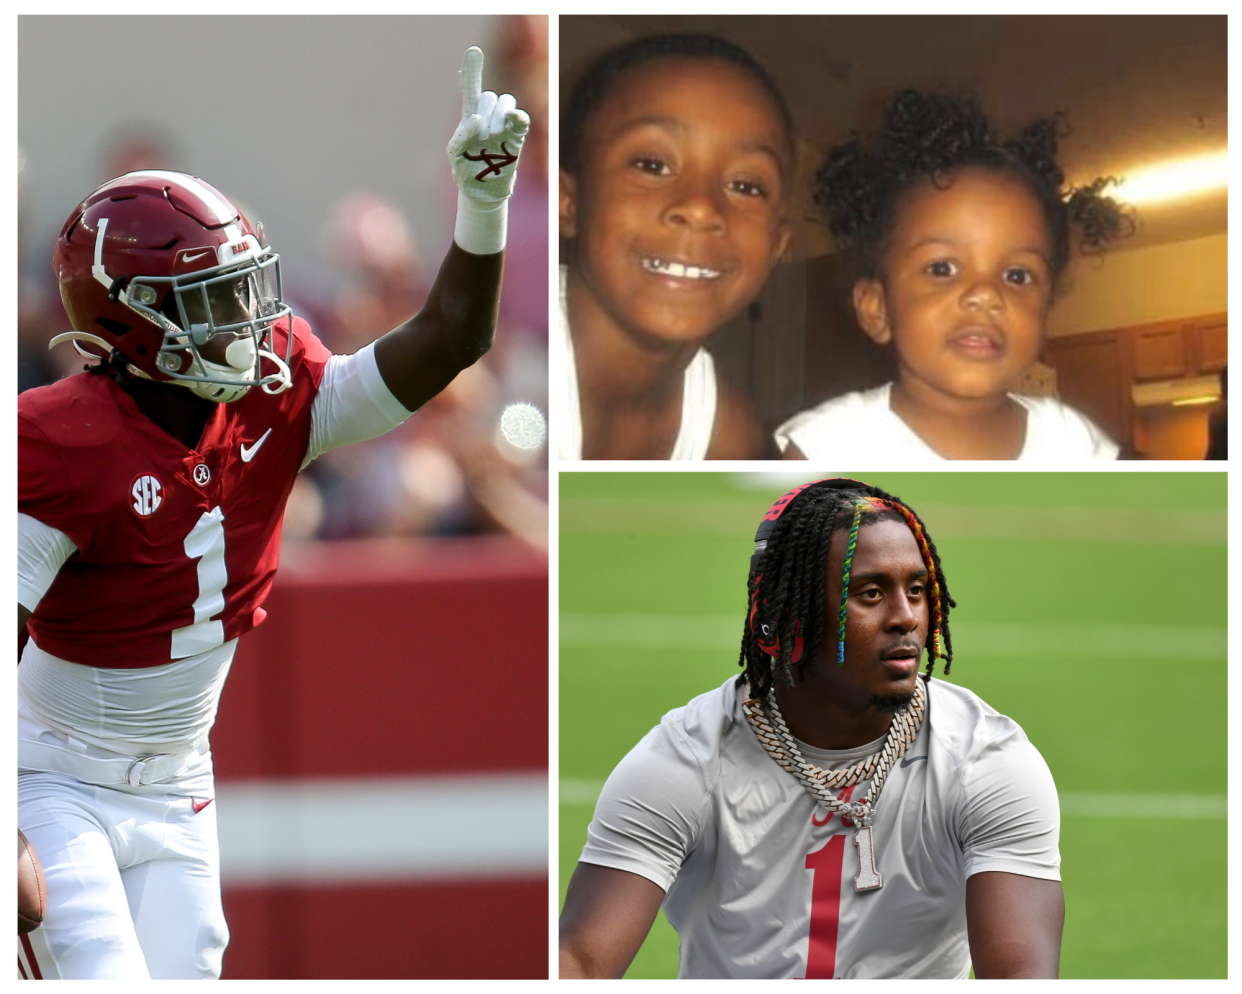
(177, 356, 254, 403)
(174, 332, 292, 403)
(47, 332, 156, 382)
(48, 330, 113, 358)
(256, 347, 292, 394)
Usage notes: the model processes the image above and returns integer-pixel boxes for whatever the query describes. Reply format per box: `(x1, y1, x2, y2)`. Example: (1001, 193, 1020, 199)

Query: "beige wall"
(1049, 233, 1227, 337)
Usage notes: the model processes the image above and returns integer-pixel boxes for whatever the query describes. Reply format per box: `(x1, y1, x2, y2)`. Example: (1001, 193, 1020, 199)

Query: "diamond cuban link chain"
(741, 674, 927, 891)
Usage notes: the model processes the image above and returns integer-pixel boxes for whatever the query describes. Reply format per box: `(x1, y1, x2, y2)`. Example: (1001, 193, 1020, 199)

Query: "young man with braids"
(559, 478, 1063, 979)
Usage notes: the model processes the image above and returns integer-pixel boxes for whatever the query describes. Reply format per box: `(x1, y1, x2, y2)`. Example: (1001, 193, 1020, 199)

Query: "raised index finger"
(460, 47, 483, 117)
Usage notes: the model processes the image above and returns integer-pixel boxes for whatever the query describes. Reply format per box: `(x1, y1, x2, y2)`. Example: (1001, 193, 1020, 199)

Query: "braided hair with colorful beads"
(738, 478, 955, 700)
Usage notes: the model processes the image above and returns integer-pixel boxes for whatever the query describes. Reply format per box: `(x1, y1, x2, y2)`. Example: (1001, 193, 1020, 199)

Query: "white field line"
(560, 500, 1225, 545)
(216, 773, 547, 884)
(1057, 792, 1226, 819)
(559, 778, 608, 807)
(560, 615, 1226, 661)
(558, 779, 1225, 819)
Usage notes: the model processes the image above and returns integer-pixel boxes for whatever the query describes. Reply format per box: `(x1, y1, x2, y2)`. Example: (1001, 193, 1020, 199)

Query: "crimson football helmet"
(53, 170, 293, 403)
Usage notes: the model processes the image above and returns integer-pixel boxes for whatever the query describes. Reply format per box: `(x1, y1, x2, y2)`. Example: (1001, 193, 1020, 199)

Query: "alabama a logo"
(463, 142, 518, 181)
(131, 475, 163, 517)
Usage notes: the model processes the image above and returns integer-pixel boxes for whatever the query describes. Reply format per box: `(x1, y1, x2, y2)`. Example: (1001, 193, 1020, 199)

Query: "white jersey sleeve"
(955, 724, 1061, 880)
(18, 513, 77, 613)
(302, 342, 413, 469)
(580, 706, 718, 892)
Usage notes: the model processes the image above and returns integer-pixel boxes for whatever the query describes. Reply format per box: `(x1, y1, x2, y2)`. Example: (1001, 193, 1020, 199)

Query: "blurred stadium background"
(559, 472, 1226, 979)
(19, 16, 548, 979)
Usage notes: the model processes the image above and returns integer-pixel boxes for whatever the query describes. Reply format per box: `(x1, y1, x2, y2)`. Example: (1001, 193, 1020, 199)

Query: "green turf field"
(559, 472, 1227, 979)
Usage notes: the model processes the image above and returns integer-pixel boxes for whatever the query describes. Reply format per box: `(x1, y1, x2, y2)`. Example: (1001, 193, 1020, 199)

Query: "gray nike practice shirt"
(579, 676, 1060, 978)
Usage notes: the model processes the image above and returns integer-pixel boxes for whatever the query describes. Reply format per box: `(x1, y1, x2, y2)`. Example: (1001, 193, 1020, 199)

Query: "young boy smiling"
(559, 34, 793, 460)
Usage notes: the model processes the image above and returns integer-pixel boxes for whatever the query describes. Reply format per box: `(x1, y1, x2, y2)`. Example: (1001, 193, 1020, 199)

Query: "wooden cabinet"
(1044, 330, 1132, 445)
(1132, 324, 1187, 380)
(1128, 315, 1227, 382)
(1045, 312, 1227, 456)
(1190, 316, 1227, 374)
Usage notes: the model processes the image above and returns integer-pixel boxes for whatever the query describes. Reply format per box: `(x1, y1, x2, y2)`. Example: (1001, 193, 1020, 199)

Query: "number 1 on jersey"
(804, 834, 847, 979)
(171, 507, 228, 658)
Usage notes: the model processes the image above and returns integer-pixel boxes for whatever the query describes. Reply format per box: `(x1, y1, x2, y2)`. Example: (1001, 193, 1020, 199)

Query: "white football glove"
(448, 47, 529, 202)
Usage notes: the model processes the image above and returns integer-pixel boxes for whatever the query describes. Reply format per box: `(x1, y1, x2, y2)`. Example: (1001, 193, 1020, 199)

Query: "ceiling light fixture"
(1116, 150, 1228, 206)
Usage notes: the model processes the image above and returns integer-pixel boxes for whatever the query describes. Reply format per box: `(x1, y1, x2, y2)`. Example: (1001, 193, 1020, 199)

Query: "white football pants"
(17, 770, 228, 979)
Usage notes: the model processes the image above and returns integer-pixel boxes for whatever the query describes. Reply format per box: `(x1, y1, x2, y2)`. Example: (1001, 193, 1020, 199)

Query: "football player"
(17, 48, 528, 980)
(559, 478, 1064, 979)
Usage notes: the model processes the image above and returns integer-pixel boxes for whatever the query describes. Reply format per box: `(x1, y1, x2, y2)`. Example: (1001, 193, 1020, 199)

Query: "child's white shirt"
(774, 382, 1119, 461)
(558, 266, 717, 460)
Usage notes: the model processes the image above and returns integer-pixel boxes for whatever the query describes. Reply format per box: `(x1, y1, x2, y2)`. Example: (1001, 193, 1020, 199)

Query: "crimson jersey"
(19, 317, 331, 668)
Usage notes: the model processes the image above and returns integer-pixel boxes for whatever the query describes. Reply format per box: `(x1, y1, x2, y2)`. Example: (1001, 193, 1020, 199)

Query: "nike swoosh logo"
(240, 428, 272, 462)
(182, 250, 212, 263)
(191, 798, 214, 814)
(900, 756, 928, 768)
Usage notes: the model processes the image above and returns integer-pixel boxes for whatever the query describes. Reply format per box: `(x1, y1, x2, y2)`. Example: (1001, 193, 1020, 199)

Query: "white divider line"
(559, 781, 1225, 819)
(560, 615, 1226, 661)
(217, 773, 547, 884)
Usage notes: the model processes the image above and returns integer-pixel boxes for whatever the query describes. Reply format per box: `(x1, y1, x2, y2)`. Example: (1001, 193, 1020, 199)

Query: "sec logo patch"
(131, 475, 163, 517)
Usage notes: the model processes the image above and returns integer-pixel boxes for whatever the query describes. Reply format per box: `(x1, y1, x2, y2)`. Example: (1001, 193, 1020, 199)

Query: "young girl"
(559, 34, 793, 459)
(776, 90, 1132, 461)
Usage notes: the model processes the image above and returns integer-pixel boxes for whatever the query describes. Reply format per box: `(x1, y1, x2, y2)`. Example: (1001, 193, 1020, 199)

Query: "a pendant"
(853, 825, 883, 891)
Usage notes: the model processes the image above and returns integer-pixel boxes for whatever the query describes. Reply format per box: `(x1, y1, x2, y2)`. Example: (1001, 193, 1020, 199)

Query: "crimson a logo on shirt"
(131, 475, 163, 517)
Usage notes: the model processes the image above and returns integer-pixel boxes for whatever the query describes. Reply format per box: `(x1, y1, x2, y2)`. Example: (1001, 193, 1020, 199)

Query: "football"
(18, 830, 46, 935)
